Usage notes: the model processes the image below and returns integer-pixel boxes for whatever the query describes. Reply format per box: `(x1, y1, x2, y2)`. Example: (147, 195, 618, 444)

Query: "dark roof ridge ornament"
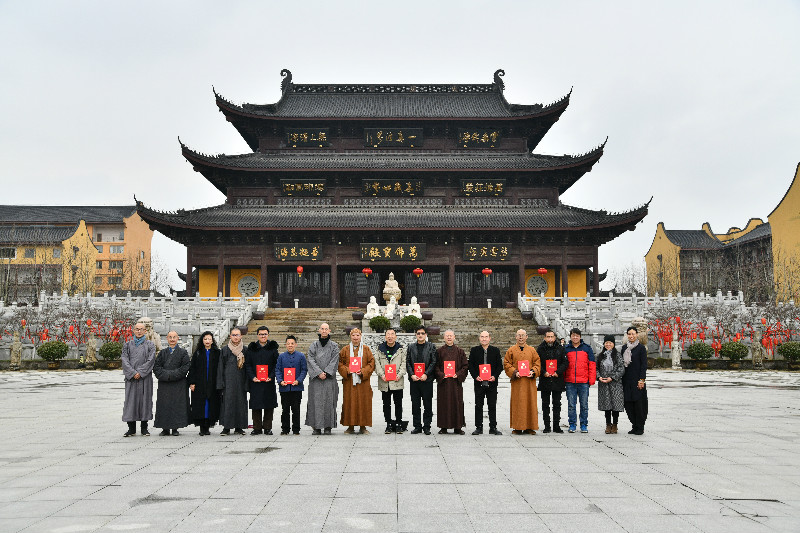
(281, 69, 293, 94)
(493, 69, 505, 91)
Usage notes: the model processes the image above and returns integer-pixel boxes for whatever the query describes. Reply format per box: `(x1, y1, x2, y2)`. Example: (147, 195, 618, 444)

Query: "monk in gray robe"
(122, 322, 156, 437)
(305, 323, 340, 435)
(153, 331, 191, 436)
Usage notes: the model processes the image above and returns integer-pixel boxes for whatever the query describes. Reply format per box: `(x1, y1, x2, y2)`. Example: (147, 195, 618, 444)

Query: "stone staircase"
(244, 307, 541, 352)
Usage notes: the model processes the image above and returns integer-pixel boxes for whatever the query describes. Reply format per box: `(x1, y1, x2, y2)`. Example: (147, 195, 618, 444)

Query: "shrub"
(777, 341, 800, 363)
(99, 341, 123, 360)
(720, 341, 748, 361)
(37, 340, 69, 362)
(686, 342, 713, 360)
(369, 316, 391, 333)
(399, 314, 422, 333)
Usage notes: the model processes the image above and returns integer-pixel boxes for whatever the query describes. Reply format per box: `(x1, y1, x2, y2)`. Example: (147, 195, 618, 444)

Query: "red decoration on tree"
(21, 319, 26, 327)
(761, 317, 767, 325)
(86, 319, 92, 326)
(297, 266, 303, 277)
(362, 268, 372, 277)
(537, 268, 547, 275)
(69, 325, 74, 333)
(412, 268, 423, 278)
(482, 268, 492, 277)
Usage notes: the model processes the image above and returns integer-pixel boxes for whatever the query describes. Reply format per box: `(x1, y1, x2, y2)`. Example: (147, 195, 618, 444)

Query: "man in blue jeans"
(564, 328, 596, 433)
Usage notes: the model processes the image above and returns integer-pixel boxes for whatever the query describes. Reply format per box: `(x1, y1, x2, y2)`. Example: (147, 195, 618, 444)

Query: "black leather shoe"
(438, 428, 448, 434)
(553, 427, 564, 433)
(265, 430, 273, 435)
(423, 428, 431, 435)
(220, 429, 230, 436)
(411, 427, 423, 434)
(172, 429, 180, 436)
(234, 428, 245, 435)
(454, 429, 465, 435)
(385, 425, 392, 434)
(543, 427, 551, 434)
(489, 428, 502, 435)
(124, 429, 136, 437)
(251, 429, 263, 435)
(159, 429, 170, 436)
(472, 428, 483, 435)
(312, 429, 322, 435)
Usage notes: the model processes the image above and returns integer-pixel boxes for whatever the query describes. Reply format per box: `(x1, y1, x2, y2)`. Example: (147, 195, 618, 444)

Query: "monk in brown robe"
(504, 329, 541, 435)
(338, 328, 375, 434)
(434, 330, 469, 435)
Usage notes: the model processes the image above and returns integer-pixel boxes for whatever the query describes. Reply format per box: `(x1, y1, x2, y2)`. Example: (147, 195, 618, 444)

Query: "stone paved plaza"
(1, 369, 799, 533)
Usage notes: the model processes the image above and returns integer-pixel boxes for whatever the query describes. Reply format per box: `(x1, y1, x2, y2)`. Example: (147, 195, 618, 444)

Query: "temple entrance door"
(341, 270, 384, 308)
(272, 267, 330, 308)
(404, 270, 444, 308)
(455, 269, 511, 307)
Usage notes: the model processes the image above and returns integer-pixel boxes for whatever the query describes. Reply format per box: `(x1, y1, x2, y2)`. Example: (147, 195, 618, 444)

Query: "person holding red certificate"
(468, 331, 503, 435)
(406, 325, 437, 435)
(338, 328, 375, 434)
(434, 330, 469, 435)
(536, 328, 568, 433)
(376, 328, 407, 434)
(244, 326, 279, 435)
(503, 329, 542, 435)
(275, 335, 308, 435)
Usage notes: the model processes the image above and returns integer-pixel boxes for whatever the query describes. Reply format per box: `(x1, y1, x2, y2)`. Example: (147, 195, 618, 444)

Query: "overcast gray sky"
(1, 1, 798, 292)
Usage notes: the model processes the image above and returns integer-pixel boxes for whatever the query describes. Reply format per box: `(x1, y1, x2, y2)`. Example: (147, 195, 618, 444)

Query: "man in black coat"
(621, 326, 648, 435)
(406, 325, 437, 435)
(153, 330, 191, 436)
(537, 328, 568, 433)
(245, 326, 280, 435)
(468, 330, 503, 435)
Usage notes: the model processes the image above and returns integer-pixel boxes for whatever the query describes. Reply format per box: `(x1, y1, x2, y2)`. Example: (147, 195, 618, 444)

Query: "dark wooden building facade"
(138, 69, 648, 307)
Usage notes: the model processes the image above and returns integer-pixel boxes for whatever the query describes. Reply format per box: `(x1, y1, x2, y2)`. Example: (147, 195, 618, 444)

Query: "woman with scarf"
(620, 326, 648, 435)
(338, 328, 375, 434)
(596, 334, 625, 434)
(217, 327, 248, 435)
(188, 331, 221, 435)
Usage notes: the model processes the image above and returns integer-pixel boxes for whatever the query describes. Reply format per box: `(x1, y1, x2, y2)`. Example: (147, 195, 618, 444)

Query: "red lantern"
(537, 268, 547, 275)
(735, 333, 741, 341)
(362, 268, 372, 277)
(675, 316, 681, 324)
(69, 325, 74, 334)
(297, 266, 303, 277)
(21, 319, 26, 327)
(691, 331, 697, 340)
(481, 268, 492, 277)
(761, 317, 767, 325)
(86, 319, 92, 326)
(413, 268, 423, 278)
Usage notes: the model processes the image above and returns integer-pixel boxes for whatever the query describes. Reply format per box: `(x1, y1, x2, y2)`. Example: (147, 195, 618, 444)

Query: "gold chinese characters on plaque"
(460, 180, 506, 197)
(362, 179, 423, 197)
(458, 129, 501, 148)
(364, 128, 422, 148)
(274, 244, 323, 261)
(464, 243, 511, 261)
(286, 128, 330, 148)
(360, 243, 426, 262)
(281, 180, 326, 196)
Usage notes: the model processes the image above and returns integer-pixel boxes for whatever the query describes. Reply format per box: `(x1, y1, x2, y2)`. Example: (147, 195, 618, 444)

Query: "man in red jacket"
(564, 328, 596, 433)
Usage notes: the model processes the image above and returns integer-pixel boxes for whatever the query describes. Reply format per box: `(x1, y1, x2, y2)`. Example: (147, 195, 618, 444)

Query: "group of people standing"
(120, 321, 649, 437)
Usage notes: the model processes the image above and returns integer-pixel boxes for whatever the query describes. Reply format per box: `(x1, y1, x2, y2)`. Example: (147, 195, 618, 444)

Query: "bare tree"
(606, 260, 648, 295)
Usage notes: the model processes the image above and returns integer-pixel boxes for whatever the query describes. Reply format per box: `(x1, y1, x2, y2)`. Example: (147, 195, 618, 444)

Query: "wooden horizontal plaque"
(281, 180, 326, 196)
(464, 243, 511, 261)
(286, 128, 330, 147)
(362, 179, 423, 197)
(458, 129, 501, 148)
(274, 243, 323, 261)
(360, 243, 426, 262)
(460, 179, 506, 196)
(364, 128, 422, 147)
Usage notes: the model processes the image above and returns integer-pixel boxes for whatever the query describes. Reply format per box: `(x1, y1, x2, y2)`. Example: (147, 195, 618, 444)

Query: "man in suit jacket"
(468, 330, 503, 435)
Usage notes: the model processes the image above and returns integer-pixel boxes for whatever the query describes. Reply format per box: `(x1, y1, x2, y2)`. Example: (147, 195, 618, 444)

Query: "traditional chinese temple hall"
(139, 70, 648, 307)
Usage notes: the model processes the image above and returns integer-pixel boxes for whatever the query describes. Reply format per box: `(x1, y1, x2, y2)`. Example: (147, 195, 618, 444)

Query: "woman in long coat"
(621, 326, 648, 435)
(338, 328, 375, 433)
(153, 331, 191, 435)
(596, 334, 625, 434)
(187, 331, 221, 435)
(217, 327, 249, 435)
(245, 327, 279, 435)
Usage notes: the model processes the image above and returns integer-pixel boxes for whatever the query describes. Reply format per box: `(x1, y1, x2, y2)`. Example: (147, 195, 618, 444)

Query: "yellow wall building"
(645, 163, 799, 301)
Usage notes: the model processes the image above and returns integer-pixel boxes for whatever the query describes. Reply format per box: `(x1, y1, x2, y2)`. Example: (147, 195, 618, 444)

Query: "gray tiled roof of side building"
(0, 206, 136, 224)
(724, 222, 772, 246)
(0, 224, 79, 244)
(664, 230, 724, 249)
(137, 203, 647, 230)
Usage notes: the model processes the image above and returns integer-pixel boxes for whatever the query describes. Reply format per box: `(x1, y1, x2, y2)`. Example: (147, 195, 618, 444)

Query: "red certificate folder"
(546, 359, 557, 374)
(256, 365, 268, 381)
(349, 357, 361, 373)
(479, 364, 491, 381)
(518, 360, 530, 377)
(385, 364, 397, 381)
(414, 363, 425, 378)
(284, 367, 296, 383)
(444, 360, 456, 378)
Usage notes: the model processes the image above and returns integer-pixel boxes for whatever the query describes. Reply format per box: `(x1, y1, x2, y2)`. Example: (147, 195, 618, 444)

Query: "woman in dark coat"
(153, 331, 191, 435)
(187, 331, 221, 435)
(596, 334, 625, 434)
(620, 326, 648, 435)
(217, 327, 249, 435)
(245, 326, 280, 435)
